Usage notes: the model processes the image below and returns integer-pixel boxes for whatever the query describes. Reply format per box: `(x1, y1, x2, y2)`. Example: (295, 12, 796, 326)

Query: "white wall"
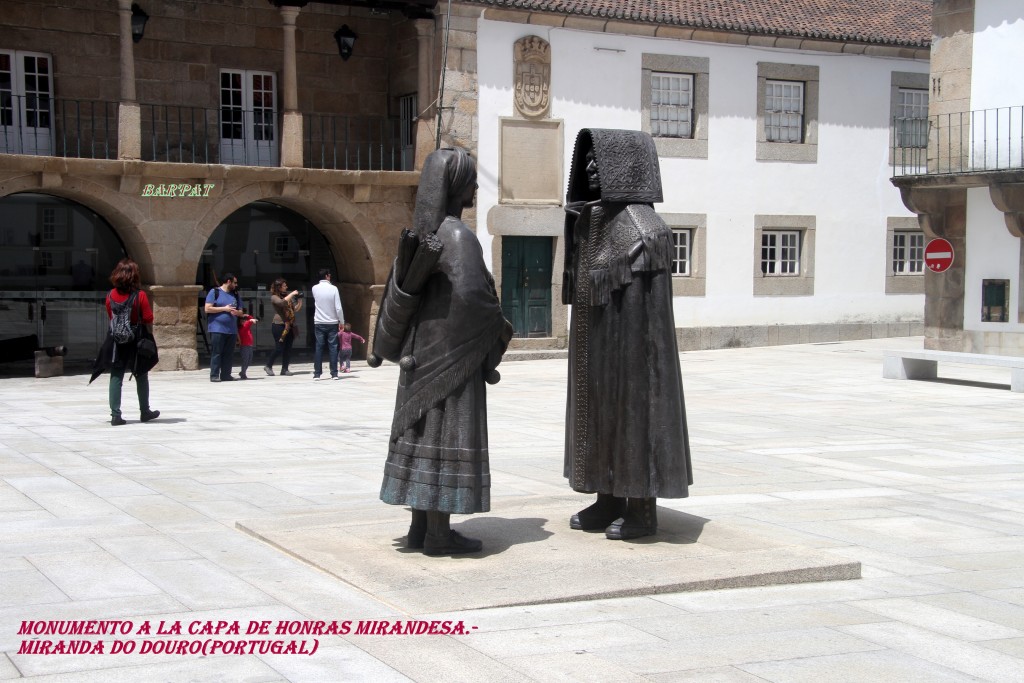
(969, 2, 1024, 171)
(477, 18, 927, 330)
(971, 1, 1024, 110)
(964, 188, 1021, 333)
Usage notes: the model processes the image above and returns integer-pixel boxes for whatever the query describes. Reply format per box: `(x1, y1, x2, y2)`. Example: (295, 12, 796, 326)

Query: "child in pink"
(339, 322, 365, 373)
(238, 314, 259, 379)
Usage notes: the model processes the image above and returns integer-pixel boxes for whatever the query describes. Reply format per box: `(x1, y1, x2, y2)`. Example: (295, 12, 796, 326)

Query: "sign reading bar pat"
(141, 183, 215, 198)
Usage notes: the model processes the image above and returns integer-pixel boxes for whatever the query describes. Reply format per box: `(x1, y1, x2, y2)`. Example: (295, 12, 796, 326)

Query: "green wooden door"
(501, 236, 552, 338)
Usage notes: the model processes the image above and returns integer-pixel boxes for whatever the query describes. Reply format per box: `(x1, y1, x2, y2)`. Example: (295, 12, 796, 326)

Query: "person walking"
(204, 273, 244, 382)
(311, 268, 344, 380)
(264, 277, 302, 377)
(338, 322, 364, 373)
(91, 258, 160, 425)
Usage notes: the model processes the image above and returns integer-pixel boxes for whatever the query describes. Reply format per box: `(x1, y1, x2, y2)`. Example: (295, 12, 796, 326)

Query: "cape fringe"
(588, 230, 673, 306)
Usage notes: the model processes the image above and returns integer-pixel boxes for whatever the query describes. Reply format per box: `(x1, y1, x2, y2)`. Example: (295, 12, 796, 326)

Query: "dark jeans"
(210, 332, 236, 380)
(313, 323, 339, 378)
(266, 323, 294, 372)
(109, 357, 150, 418)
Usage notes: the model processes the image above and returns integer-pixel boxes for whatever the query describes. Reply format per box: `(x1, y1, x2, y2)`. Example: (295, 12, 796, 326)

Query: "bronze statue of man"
(374, 147, 513, 555)
(563, 128, 693, 539)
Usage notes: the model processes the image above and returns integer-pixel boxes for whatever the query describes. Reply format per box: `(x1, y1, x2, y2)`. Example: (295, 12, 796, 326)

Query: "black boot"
(423, 511, 482, 556)
(406, 509, 427, 549)
(570, 493, 626, 531)
(606, 497, 658, 540)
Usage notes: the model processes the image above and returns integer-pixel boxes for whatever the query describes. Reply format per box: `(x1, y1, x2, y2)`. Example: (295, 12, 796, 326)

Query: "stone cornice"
(0, 154, 420, 188)
(480, 8, 929, 60)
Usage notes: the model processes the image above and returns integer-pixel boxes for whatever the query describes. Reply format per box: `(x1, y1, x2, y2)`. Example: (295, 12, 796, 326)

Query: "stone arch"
(0, 174, 155, 282)
(188, 181, 395, 288)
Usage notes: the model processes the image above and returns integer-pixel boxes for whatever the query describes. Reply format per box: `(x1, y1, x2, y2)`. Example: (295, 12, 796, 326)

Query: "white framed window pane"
(220, 70, 244, 140)
(896, 88, 929, 148)
(671, 229, 691, 276)
(761, 230, 800, 276)
(651, 72, 693, 139)
(765, 80, 803, 143)
(893, 231, 925, 274)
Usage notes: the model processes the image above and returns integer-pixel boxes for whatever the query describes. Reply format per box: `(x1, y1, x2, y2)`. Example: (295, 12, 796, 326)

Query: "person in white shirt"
(311, 268, 345, 380)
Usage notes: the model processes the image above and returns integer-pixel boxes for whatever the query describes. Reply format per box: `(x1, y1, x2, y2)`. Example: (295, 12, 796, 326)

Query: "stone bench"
(883, 349, 1024, 392)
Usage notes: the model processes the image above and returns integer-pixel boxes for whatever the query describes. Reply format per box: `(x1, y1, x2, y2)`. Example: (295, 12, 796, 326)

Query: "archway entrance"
(0, 193, 127, 368)
(194, 201, 339, 358)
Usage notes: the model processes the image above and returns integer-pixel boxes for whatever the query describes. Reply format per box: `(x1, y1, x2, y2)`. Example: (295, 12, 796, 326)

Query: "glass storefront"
(0, 193, 127, 369)
(195, 201, 338, 357)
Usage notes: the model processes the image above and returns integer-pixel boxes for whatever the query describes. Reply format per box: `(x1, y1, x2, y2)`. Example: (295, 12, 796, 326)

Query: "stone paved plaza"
(2, 336, 1024, 682)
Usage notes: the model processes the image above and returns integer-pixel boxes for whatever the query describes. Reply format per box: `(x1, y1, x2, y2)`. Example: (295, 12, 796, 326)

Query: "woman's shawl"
(389, 217, 509, 439)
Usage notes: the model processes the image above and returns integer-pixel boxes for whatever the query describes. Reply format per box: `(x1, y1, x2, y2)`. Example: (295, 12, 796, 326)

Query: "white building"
(442, 0, 932, 350)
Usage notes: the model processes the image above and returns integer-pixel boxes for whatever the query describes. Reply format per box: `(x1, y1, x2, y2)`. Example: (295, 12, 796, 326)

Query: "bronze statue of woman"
(376, 147, 513, 555)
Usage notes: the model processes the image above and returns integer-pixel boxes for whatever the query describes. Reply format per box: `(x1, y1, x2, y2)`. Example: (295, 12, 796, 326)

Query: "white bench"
(883, 349, 1024, 392)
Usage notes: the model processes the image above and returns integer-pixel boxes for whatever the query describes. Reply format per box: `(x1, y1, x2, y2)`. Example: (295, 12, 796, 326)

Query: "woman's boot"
(570, 492, 626, 531)
(605, 497, 657, 540)
(423, 511, 482, 556)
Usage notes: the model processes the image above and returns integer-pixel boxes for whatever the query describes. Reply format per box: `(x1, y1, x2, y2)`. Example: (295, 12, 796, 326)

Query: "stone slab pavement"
(1, 336, 1024, 681)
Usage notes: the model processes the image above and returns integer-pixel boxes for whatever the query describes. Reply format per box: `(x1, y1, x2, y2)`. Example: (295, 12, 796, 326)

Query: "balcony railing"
(1, 96, 409, 171)
(304, 113, 411, 171)
(893, 106, 1024, 177)
(0, 95, 118, 159)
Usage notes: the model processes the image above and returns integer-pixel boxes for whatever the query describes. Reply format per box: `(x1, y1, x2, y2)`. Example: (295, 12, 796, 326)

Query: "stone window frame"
(889, 71, 930, 168)
(662, 213, 706, 296)
(756, 62, 819, 163)
(753, 214, 815, 296)
(885, 217, 926, 294)
(641, 54, 709, 160)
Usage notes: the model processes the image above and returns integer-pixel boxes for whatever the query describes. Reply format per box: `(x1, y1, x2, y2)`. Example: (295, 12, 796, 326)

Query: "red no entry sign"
(924, 238, 954, 273)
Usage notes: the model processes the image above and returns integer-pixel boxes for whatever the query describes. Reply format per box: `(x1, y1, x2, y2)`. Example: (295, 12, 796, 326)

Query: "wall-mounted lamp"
(130, 3, 149, 43)
(334, 25, 357, 61)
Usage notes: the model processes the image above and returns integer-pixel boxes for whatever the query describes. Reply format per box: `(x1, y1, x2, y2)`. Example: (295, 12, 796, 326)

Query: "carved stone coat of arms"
(514, 36, 551, 119)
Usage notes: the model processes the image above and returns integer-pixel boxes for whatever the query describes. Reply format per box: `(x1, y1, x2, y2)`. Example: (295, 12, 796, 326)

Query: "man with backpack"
(204, 273, 245, 382)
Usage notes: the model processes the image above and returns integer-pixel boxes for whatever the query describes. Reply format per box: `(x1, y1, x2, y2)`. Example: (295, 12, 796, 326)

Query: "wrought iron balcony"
(1, 96, 410, 171)
(0, 95, 118, 159)
(893, 105, 1024, 177)
(304, 113, 411, 171)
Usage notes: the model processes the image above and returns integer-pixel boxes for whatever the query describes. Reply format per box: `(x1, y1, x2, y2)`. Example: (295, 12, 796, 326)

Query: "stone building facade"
(0, 0, 438, 369)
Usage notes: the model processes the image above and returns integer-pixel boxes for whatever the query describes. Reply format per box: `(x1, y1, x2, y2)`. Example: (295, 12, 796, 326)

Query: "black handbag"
(136, 335, 158, 360)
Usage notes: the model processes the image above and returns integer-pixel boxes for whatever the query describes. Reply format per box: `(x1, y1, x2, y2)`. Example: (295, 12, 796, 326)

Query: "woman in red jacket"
(101, 258, 160, 426)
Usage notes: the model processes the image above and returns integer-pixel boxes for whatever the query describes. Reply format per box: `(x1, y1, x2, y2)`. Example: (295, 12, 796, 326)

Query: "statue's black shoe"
(605, 498, 658, 540)
(570, 494, 626, 531)
(423, 530, 482, 556)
